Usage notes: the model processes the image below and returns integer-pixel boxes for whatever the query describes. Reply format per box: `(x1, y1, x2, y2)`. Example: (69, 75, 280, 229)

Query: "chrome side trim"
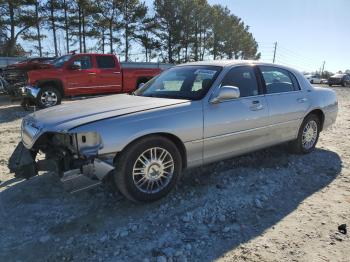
(191, 119, 301, 143)
(68, 84, 122, 89)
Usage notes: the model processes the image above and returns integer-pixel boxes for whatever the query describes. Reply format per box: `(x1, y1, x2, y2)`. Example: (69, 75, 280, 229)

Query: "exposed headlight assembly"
(21, 117, 43, 148)
(73, 132, 103, 157)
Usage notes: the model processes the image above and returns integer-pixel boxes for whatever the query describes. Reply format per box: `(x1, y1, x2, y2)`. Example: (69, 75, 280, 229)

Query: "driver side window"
(71, 56, 92, 70)
(221, 66, 259, 97)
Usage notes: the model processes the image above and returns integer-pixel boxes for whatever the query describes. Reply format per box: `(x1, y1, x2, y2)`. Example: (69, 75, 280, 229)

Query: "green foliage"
(0, 0, 260, 62)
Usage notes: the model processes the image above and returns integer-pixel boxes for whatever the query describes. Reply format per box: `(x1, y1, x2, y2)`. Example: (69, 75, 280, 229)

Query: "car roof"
(178, 59, 299, 72)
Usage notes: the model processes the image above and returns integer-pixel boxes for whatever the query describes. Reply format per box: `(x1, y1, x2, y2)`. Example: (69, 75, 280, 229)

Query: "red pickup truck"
(23, 53, 168, 108)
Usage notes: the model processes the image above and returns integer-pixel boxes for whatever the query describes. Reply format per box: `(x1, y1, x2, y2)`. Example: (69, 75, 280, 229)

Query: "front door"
(203, 66, 270, 163)
(258, 65, 310, 142)
(65, 55, 97, 95)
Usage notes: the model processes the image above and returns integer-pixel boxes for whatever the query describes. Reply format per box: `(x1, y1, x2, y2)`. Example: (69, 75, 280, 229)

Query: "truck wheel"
(37, 86, 62, 108)
(114, 135, 182, 202)
(288, 114, 320, 154)
(136, 78, 149, 89)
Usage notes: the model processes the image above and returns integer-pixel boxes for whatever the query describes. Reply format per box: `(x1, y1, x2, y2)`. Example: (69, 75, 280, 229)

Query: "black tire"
(36, 86, 62, 108)
(341, 81, 345, 87)
(288, 114, 321, 154)
(328, 84, 332, 87)
(310, 80, 314, 84)
(114, 135, 182, 202)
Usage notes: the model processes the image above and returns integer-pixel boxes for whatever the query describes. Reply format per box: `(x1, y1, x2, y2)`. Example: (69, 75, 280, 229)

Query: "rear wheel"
(37, 86, 62, 108)
(114, 136, 182, 202)
(289, 114, 320, 154)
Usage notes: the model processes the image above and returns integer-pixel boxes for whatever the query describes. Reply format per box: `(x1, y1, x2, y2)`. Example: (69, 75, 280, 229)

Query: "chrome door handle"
(88, 72, 96, 75)
(113, 72, 121, 74)
(297, 98, 308, 103)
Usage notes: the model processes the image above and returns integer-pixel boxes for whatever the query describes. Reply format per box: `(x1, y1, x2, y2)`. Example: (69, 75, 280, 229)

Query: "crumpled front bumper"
(22, 85, 41, 98)
(8, 142, 115, 182)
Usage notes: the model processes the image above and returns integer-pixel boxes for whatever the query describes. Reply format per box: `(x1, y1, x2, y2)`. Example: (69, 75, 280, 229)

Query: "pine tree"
(119, 0, 147, 61)
(0, 0, 35, 56)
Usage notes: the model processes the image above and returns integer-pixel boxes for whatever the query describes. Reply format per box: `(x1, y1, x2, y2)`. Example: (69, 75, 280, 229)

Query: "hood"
(27, 94, 189, 131)
(6, 62, 53, 71)
(27, 67, 61, 85)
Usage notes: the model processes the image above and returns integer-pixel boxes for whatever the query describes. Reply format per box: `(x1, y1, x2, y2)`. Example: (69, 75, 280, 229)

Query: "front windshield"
(135, 66, 222, 100)
(52, 55, 72, 68)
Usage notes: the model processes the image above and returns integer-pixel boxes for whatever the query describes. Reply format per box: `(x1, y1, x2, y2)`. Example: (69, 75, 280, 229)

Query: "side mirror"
(210, 86, 240, 104)
(138, 82, 145, 89)
(70, 63, 81, 70)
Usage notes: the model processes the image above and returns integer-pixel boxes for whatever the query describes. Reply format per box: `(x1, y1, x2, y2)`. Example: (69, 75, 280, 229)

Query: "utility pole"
(321, 61, 325, 77)
(272, 42, 277, 63)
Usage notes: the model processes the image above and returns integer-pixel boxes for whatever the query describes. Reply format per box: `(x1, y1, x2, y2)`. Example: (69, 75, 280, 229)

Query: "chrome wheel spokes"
(302, 120, 318, 150)
(132, 147, 174, 194)
(41, 91, 58, 107)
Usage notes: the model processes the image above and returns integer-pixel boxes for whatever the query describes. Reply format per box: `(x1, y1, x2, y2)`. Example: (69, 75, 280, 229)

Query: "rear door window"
(96, 56, 116, 69)
(259, 66, 299, 94)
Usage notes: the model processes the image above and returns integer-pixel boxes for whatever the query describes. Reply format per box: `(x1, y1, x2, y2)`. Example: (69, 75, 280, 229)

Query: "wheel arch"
(37, 79, 64, 97)
(306, 108, 325, 131)
(114, 132, 187, 169)
(136, 76, 152, 89)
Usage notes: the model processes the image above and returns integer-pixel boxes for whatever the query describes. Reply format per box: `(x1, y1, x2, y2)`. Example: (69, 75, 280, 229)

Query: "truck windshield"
(52, 55, 72, 68)
(135, 66, 222, 100)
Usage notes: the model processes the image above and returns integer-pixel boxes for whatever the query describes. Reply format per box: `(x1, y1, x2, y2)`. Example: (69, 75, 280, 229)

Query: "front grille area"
(2, 68, 27, 85)
(2, 68, 28, 95)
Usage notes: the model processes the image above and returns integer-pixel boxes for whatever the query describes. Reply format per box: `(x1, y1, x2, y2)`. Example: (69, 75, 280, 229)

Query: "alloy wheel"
(132, 147, 175, 194)
(40, 91, 58, 107)
(302, 120, 318, 150)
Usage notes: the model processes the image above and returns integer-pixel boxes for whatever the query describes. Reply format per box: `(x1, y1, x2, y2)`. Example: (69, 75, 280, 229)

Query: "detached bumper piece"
(8, 142, 37, 179)
(8, 142, 58, 179)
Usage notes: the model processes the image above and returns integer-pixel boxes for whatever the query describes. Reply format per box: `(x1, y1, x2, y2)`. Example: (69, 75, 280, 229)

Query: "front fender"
(69, 102, 203, 155)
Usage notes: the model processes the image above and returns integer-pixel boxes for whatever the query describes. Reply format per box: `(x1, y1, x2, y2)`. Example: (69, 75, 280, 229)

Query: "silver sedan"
(9, 61, 338, 202)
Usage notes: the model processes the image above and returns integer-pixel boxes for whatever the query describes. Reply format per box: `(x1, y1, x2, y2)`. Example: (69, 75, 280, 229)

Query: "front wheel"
(37, 86, 62, 108)
(289, 114, 320, 154)
(114, 136, 182, 202)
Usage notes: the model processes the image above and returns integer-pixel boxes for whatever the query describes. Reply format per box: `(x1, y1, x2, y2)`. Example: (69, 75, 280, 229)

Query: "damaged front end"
(8, 119, 115, 188)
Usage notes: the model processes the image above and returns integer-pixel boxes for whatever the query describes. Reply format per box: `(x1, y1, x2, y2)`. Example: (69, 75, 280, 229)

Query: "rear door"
(95, 55, 122, 93)
(258, 65, 310, 142)
(203, 66, 270, 163)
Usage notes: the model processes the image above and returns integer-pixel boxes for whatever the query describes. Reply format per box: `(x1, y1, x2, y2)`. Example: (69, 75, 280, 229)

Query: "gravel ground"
(0, 86, 349, 262)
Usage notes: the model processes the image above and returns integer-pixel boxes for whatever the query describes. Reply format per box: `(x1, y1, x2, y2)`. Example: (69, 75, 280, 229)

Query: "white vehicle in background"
(305, 74, 322, 84)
